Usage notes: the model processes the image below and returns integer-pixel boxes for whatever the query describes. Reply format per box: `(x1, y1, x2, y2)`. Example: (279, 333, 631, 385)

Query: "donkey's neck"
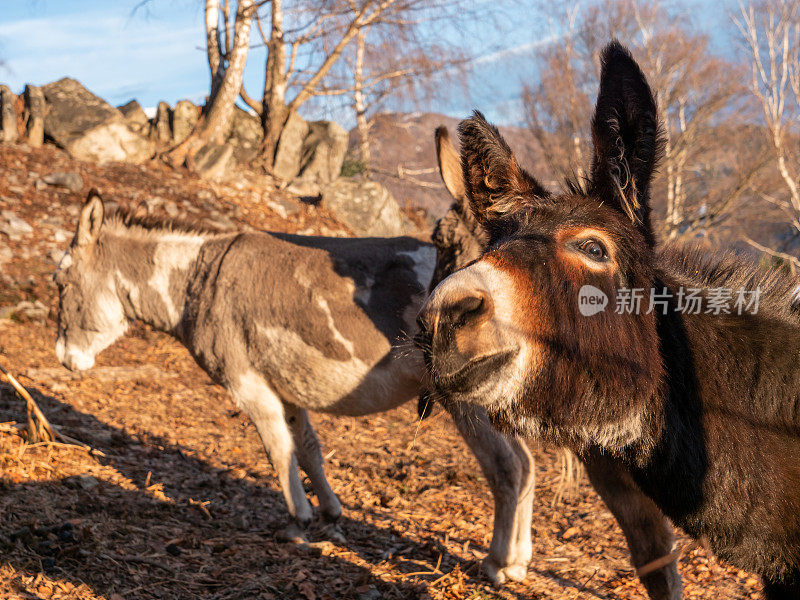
(104, 227, 210, 333)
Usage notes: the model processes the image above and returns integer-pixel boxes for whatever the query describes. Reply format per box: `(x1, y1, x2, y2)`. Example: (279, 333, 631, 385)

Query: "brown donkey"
(419, 41, 800, 599)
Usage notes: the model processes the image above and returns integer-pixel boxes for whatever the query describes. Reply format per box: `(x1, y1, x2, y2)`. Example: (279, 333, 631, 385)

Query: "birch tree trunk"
(203, 0, 254, 144)
(261, 0, 289, 167)
(206, 0, 225, 101)
(168, 0, 255, 166)
(353, 28, 371, 166)
(736, 2, 800, 231)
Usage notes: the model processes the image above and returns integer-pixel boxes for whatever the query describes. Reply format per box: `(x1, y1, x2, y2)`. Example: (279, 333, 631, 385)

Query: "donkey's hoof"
(482, 558, 528, 585)
(277, 523, 309, 544)
(321, 522, 346, 545)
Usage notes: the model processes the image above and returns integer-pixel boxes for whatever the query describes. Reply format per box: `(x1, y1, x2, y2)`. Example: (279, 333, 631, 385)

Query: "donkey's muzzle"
(417, 282, 507, 392)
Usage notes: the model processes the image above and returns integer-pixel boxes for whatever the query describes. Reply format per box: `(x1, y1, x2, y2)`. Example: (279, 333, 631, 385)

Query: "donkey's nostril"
(448, 291, 493, 328)
(417, 288, 494, 347)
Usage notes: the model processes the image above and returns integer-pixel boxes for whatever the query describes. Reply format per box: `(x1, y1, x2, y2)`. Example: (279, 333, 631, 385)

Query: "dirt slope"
(0, 143, 759, 599)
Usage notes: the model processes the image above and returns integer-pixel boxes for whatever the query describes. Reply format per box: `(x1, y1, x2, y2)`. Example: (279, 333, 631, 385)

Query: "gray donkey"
(53, 129, 680, 597)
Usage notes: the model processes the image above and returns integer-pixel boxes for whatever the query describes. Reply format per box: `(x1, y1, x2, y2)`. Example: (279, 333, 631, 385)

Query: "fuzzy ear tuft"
(457, 111, 549, 228)
(76, 189, 105, 248)
(590, 41, 663, 241)
(435, 126, 467, 206)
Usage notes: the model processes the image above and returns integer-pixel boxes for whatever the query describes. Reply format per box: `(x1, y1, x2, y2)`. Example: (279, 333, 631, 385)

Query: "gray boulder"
(0, 210, 33, 240)
(298, 120, 348, 185)
(0, 300, 49, 321)
(193, 143, 233, 181)
(228, 106, 262, 164)
(0, 85, 19, 143)
(151, 101, 172, 145)
(37, 171, 83, 193)
(43, 78, 154, 164)
(321, 179, 409, 236)
(23, 85, 45, 148)
(172, 99, 200, 144)
(118, 100, 149, 135)
(273, 111, 309, 181)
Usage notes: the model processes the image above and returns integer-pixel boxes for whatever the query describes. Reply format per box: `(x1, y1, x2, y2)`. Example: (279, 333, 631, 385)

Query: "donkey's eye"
(577, 239, 607, 261)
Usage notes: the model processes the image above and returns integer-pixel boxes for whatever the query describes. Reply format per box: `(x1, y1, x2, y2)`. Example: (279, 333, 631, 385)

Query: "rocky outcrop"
(0, 77, 353, 185)
(0, 86, 18, 143)
(118, 100, 149, 135)
(320, 179, 409, 236)
(172, 99, 200, 145)
(298, 120, 348, 185)
(23, 85, 45, 148)
(42, 78, 154, 164)
(273, 113, 347, 186)
(229, 107, 262, 165)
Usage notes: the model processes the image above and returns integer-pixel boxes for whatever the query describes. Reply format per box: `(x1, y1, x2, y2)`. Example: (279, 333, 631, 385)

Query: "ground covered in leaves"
(0, 144, 762, 599)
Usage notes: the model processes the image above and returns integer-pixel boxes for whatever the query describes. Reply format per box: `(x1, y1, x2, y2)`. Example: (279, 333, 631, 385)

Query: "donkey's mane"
(562, 173, 590, 197)
(106, 207, 222, 237)
(660, 243, 800, 316)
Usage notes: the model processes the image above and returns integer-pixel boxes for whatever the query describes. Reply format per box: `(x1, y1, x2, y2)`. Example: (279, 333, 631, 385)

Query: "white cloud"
(471, 35, 556, 66)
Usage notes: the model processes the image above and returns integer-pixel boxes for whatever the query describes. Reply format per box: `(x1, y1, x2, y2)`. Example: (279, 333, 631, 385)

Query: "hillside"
(355, 112, 794, 261)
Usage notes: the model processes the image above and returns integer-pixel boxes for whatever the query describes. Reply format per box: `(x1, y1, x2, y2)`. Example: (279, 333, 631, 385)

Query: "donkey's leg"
(583, 450, 681, 600)
(447, 402, 530, 585)
(506, 437, 535, 574)
(282, 403, 344, 542)
(229, 371, 313, 542)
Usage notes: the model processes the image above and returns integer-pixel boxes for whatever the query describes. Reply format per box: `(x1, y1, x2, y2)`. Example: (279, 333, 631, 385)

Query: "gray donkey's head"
(419, 127, 489, 418)
(54, 190, 129, 371)
(428, 126, 488, 293)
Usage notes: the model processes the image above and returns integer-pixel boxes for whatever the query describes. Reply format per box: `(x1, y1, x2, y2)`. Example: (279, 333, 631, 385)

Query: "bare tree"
(169, 0, 257, 167)
(523, 3, 592, 182)
(234, 0, 469, 172)
(735, 1, 800, 249)
(339, 17, 466, 168)
(353, 27, 372, 164)
(239, 0, 409, 167)
(523, 0, 748, 240)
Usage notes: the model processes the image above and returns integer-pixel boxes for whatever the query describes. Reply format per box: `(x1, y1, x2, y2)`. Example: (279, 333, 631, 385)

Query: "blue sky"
(0, 2, 210, 107)
(0, 0, 740, 126)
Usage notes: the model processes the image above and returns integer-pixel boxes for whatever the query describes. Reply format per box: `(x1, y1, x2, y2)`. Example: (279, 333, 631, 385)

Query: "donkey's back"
(180, 231, 435, 415)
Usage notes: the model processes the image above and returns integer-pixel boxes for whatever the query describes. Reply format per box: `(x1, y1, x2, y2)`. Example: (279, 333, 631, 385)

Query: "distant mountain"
(355, 112, 799, 264)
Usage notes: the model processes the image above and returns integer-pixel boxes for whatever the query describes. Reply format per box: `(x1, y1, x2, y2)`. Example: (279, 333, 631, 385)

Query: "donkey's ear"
(76, 189, 105, 247)
(458, 111, 549, 227)
(435, 126, 467, 206)
(590, 41, 662, 236)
